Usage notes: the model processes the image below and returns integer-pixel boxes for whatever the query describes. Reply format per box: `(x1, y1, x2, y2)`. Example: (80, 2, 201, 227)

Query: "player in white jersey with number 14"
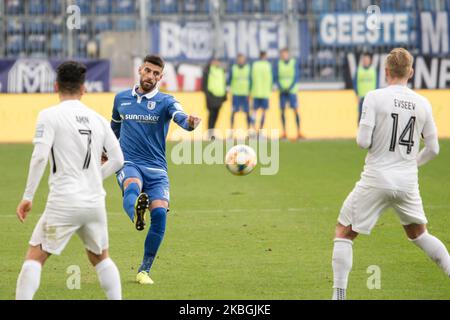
(15, 61, 124, 300)
(331, 48, 450, 300)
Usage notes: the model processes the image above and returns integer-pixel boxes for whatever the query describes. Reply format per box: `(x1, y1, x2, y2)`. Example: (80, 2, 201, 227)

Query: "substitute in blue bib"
(110, 55, 201, 285)
(227, 53, 253, 134)
(275, 48, 303, 140)
(354, 52, 377, 125)
(251, 51, 273, 133)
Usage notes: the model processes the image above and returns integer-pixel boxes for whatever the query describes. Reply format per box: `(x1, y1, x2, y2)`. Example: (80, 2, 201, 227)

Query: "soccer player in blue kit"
(110, 55, 201, 284)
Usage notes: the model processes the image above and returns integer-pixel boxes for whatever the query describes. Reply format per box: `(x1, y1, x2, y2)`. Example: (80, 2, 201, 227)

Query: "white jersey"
(33, 100, 120, 208)
(358, 85, 437, 191)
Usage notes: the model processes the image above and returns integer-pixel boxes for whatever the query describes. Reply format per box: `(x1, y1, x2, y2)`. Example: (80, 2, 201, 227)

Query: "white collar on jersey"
(132, 85, 159, 102)
(59, 99, 85, 106)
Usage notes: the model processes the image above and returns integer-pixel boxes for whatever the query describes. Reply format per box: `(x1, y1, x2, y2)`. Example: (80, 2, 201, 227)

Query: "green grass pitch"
(0, 140, 449, 300)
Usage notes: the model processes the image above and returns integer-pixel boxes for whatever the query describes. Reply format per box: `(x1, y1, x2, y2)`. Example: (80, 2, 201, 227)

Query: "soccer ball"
(225, 144, 257, 176)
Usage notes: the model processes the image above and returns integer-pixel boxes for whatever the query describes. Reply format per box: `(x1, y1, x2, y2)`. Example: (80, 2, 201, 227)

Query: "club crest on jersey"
(147, 101, 156, 110)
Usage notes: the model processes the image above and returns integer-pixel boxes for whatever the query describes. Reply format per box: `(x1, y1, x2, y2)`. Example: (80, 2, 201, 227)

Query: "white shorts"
(338, 183, 428, 235)
(29, 206, 109, 255)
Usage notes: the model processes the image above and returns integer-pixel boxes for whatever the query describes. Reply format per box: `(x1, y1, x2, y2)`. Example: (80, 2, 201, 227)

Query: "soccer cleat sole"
(135, 193, 149, 231)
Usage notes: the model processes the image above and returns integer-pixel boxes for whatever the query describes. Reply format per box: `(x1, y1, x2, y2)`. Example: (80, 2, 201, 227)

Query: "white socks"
(16, 260, 42, 300)
(331, 231, 450, 300)
(410, 231, 450, 277)
(332, 238, 353, 300)
(95, 258, 122, 300)
(16, 258, 121, 300)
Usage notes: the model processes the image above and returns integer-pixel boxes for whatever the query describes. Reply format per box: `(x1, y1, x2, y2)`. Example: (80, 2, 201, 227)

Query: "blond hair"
(385, 48, 413, 79)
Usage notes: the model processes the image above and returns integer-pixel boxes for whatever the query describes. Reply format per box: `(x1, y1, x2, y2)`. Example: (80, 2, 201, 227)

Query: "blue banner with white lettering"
(345, 52, 450, 89)
(318, 12, 414, 47)
(418, 11, 450, 55)
(150, 19, 311, 63)
(0, 59, 110, 93)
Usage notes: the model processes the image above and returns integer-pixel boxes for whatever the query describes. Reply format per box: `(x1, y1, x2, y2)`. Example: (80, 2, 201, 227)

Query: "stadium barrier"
(1, 90, 449, 143)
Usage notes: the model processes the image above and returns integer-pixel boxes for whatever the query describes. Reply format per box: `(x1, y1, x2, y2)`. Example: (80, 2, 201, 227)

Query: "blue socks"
(139, 207, 167, 273)
(123, 183, 140, 222)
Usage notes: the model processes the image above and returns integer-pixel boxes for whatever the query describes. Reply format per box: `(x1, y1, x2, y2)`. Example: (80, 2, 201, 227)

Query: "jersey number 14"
(389, 113, 416, 154)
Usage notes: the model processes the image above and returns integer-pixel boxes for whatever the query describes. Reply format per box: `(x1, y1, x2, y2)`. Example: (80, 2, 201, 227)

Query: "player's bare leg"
(16, 245, 50, 300)
(247, 107, 257, 139)
(256, 110, 267, 138)
(123, 177, 148, 231)
(86, 249, 122, 300)
(136, 199, 169, 284)
(292, 108, 304, 140)
(332, 223, 358, 300)
(229, 111, 236, 139)
(404, 223, 450, 276)
(259, 110, 266, 134)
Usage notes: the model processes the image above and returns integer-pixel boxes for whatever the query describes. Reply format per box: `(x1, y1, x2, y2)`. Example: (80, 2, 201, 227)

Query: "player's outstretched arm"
(187, 114, 202, 130)
(169, 99, 201, 131)
(173, 112, 201, 131)
(18, 143, 51, 222)
(417, 134, 439, 167)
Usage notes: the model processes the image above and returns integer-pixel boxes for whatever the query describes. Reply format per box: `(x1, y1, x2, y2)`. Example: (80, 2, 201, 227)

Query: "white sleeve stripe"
(111, 118, 122, 123)
(171, 110, 187, 119)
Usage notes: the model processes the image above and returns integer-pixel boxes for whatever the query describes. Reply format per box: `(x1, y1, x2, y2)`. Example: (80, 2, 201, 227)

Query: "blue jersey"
(111, 86, 192, 171)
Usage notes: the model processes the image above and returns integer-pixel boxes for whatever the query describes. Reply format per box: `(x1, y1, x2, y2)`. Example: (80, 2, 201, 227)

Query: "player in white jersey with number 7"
(331, 48, 450, 300)
(15, 61, 124, 300)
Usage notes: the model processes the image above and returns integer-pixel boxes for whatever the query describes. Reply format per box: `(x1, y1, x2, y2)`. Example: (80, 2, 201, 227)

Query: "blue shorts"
(116, 162, 170, 203)
(253, 98, 269, 110)
(280, 93, 298, 109)
(232, 95, 250, 112)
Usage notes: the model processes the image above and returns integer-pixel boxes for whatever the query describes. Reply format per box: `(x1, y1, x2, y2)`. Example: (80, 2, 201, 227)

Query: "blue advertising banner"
(0, 59, 110, 93)
(419, 11, 449, 55)
(150, 19, 311, 63)
(345, 52, 450, 89)
(318, 12, 414, 47)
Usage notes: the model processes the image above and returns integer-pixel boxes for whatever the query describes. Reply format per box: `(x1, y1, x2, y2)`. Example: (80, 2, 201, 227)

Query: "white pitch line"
(260, 208, 282, 212)
(424, 204, 450, 209)
(0, 204, 449, 218)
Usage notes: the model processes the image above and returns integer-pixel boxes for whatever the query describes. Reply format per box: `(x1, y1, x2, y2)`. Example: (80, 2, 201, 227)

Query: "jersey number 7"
(389, 113, 416, 154)
(79, 129, 92, 169)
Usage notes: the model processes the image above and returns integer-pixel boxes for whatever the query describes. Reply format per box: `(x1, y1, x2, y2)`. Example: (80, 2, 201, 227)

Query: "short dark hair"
(362, 52, 373, 59)
(143, 55, 165, 69)
(56, 61, 87, 94)
(260, 51, 267, 59)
